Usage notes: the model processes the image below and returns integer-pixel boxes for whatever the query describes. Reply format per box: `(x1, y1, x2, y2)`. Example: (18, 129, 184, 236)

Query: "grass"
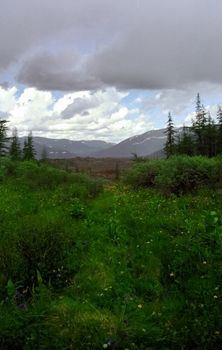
(0, 157, 222, 349)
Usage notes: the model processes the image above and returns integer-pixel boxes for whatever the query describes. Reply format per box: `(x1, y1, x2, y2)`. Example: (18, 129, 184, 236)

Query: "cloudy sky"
(1, 0, 222, 142)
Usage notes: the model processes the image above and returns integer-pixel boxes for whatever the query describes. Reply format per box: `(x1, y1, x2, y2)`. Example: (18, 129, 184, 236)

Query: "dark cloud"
(61, 95, 100, 119)
(17, 51, 103, 91)
(81, 111, 90, 116)
(0, 82, 9, 89)
(2, 0, 222, 90)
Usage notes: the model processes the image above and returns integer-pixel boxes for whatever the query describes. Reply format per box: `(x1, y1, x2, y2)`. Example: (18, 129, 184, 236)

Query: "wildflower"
(138, 304, 143, 309)
(107, 339, 116, 346)
(214, 295, 218, 299)
(169, 272, 174, 278)
(203, 261, 207, 265)
(215, 331, 220, 335)
(103, 344, 108, 349)
(15, 290, 21, 301)
(17, 303, 25, 310)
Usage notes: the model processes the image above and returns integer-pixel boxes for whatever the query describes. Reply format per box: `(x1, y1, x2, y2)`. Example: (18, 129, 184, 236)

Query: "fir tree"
(205, 113, 216, 157)
(9, 128, 21, 160)
(0, 119, 9, 157)
(164, 112, 175, 158)
(23, 132, 36, 160)
(192, 93, 207, 155)
(217, 105, 222, 154)
(176, 125, 194, 156)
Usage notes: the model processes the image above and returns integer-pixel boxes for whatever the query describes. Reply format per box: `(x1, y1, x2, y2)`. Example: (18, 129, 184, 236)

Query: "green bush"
(125, 155, 222, 194)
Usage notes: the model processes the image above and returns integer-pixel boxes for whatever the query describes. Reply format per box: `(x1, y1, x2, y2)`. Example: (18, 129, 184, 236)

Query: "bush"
(125, 156, 222, 194)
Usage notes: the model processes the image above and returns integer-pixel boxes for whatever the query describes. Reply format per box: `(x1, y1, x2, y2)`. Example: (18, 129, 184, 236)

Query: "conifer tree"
(0, 119, 9, 157)
(176, 125, 194, 156)
(23, 132, 36, 160)
(217, 106, 222, 154)
(192, 93, 207, 155)
(164, 112, 175, 158)
(205, 113, 216, 157)
(9, 128, 21, 160)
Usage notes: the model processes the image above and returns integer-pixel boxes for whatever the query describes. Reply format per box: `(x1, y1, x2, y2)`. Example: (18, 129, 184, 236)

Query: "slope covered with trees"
(165, 93, 222, 158)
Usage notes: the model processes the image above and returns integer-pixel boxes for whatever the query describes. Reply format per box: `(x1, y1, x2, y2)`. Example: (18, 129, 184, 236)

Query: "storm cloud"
(0, 0, 221, 91)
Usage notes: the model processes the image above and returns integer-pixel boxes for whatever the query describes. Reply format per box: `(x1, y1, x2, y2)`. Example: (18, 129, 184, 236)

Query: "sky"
(1, 0, 222, 142)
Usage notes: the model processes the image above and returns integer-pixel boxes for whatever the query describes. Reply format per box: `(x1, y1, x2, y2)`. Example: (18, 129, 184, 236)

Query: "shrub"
(125, 156, 222, 194)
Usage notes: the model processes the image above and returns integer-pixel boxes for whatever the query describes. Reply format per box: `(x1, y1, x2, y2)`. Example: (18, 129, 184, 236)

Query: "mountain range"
(20, 128, 173, 159)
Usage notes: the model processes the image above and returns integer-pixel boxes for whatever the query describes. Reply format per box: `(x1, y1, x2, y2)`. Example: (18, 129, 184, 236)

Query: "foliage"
(164, 112, 175, 158)
(9, 128, 21, 160)
(125, 155, 222, 194)
(23, 132, 36, 160)
(175, 93, 219, 158)
(1, 158, 222, 348)
(0, 120, 9, 157)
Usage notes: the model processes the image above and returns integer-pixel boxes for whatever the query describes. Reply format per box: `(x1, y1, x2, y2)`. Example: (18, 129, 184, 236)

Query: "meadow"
(0, 156, 222, 349)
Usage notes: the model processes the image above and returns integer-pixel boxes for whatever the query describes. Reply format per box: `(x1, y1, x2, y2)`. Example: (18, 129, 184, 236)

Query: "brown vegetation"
(48, 157, 133, 179)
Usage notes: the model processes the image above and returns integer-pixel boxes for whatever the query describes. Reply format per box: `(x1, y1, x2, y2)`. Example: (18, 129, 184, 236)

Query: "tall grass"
(0, 157, 222, 348)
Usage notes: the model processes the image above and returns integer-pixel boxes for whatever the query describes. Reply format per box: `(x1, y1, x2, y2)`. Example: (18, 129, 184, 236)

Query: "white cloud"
(3, 86, 153, 142)
(8, 88, 54, 132)
(0, 87, 17, 113)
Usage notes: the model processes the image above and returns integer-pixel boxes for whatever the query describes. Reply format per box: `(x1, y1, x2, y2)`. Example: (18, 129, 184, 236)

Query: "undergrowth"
(0, 158, 222, 349)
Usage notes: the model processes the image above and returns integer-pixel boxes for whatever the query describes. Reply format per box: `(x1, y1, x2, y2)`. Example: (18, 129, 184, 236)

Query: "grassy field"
(0, 157, 222, 349)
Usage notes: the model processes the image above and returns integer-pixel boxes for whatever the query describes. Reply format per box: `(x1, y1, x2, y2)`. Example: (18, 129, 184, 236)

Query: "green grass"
(0, 158, 222, 349)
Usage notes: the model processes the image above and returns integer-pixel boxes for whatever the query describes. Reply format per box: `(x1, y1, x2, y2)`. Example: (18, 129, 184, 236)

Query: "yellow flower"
(138, 304, 143, 309)
(214, 295, 218, 299)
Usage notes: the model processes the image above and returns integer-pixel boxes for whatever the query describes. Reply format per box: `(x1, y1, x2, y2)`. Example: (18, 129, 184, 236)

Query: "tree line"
(165, 93, 222, 158)
(0, 120, 35, 160)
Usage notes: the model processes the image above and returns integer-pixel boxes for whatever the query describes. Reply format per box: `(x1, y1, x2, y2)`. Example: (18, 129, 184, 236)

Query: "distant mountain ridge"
(92, 128, 168, 158)
(19, 137, 115, 159)
(19, 128, 181, 159)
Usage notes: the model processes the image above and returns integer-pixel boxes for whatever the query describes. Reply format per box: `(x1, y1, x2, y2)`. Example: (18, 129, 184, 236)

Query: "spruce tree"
(176, 125, 194, 156)
(192, 93, 207, 155)
(205, 113, 216, 157)
(23, 132, 36, 160)
(0, 119, 9, 157)
(9, 128, 21, 160)
(164, 112, 175, 158)
(217, 106, 222, 154)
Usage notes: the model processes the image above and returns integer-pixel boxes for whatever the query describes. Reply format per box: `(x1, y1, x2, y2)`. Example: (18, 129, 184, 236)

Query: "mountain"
(19, 137, 115, 159)
(92, 128, 169, 158)
(19, 128, 181, 159)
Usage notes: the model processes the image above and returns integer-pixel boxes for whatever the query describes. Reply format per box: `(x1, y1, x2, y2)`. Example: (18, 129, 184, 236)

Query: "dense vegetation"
(0, 156, 222, 349)
(165, 93, 222, 158)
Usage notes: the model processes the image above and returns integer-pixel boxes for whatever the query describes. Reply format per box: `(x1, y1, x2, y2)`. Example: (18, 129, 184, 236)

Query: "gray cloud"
(61, 95, 100, 119)
(0, 82, 9, 89)
(141, 83, 222, 117)
(17, 51, 103, 91)
(2, 0, 222, 90)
